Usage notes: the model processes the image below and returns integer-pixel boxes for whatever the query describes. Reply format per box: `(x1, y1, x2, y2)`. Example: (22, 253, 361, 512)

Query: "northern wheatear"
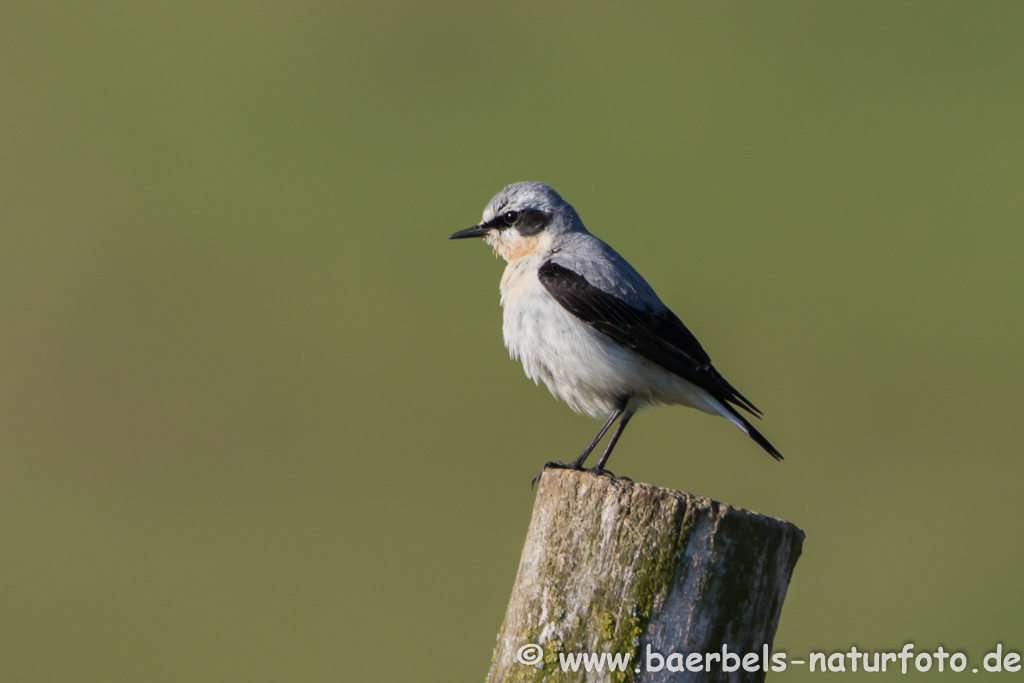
(450, 182, 781, 480)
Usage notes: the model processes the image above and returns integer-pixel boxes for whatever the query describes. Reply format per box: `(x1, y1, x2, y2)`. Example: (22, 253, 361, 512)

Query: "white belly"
(499, 259, 719, 420)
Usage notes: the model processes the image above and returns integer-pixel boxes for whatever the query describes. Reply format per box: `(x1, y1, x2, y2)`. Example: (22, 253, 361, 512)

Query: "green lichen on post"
(588, 503, 694, 683)
(598, 612, 615, 640)
(543, 639, 564, 667)
(695, 509, 800, 654)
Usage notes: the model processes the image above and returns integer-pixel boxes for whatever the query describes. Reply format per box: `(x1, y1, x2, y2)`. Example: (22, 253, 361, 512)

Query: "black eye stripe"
(514, 209, 550, 236)
(483, 208, 551, 234)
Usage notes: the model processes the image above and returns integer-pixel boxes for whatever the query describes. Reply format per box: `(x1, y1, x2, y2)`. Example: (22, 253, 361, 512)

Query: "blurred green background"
(2, 2, 1022, 680)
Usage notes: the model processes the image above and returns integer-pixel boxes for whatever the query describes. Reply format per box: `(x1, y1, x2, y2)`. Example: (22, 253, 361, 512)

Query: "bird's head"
(449, 182, 585, 263)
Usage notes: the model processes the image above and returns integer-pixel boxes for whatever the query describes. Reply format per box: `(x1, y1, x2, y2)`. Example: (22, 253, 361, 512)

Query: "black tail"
(726, 404, 783, 461)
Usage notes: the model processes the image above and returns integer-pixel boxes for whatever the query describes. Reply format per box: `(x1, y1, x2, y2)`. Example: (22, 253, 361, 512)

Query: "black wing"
(538, 261, 782, 460)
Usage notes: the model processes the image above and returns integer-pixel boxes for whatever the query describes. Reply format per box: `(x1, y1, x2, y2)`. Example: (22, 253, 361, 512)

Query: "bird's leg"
(531, 405, 623, 489)
(567, 406, 623, 470)
(589, 409, 635, 478)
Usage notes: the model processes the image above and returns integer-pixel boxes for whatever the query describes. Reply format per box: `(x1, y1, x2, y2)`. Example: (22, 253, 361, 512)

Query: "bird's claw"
(586, 466, 632, 483)
(530, 460, 583, 489)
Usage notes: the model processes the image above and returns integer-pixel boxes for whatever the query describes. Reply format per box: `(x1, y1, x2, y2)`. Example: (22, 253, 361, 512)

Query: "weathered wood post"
(487, 469, 804, 683)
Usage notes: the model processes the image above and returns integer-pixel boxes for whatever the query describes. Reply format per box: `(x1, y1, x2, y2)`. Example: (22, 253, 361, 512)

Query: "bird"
(449, 181, 781, 482)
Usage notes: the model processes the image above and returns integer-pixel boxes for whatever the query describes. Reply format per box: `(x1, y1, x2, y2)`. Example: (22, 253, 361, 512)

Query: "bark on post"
(487, 468, 804, 683)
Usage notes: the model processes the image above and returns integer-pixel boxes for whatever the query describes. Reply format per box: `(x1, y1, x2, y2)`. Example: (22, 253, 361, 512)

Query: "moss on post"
(487, 469, 804, 683)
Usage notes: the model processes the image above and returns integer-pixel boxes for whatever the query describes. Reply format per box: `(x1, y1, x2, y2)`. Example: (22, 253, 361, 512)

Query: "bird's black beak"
(448, 225, 489, 240)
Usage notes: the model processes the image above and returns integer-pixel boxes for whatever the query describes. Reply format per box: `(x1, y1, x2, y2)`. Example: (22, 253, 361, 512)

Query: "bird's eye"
(502, 211, 520, 227)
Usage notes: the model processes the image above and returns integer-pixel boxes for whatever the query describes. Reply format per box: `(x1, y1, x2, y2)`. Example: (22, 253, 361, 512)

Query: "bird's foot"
(530, 460, 583, 489)
(585, 466, 615, 478)
(585, 466, 632, 483)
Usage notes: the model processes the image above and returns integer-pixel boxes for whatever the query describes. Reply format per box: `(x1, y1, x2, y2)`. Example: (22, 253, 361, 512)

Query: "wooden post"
(487, 468, 804, 683)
